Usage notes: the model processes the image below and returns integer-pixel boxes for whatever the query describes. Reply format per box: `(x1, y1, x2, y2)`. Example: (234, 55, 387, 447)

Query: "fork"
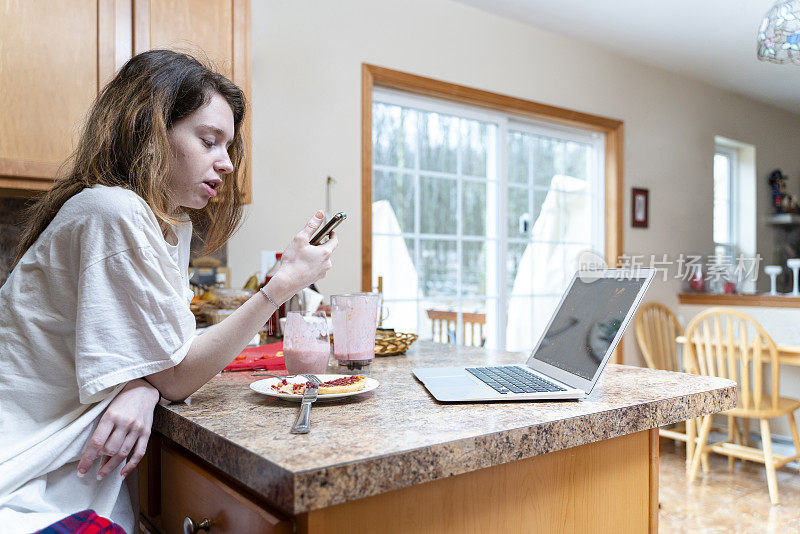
(290, 374, 321, 434)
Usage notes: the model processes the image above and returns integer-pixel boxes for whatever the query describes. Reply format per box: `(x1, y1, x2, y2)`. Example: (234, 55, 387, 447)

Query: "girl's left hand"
(77, 378, 160, 479)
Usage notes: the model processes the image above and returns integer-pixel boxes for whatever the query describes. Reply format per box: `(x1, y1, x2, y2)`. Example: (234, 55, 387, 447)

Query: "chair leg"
(743, 418, 750, 446)
(735, 416, 746, 444)
(741, 417, 750, 467)
(686, 417, 695, 470)
(788, 414, 800, 471)
(760, 418, 779, 505)
(697, 418, 709, 473)
(728, 415, 736, 472)
(689, 415, 712, 483)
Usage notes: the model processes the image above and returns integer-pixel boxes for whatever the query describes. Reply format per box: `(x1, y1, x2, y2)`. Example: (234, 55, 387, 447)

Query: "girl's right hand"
(77, 378, 159, 480)
(272, 211, 338, 301)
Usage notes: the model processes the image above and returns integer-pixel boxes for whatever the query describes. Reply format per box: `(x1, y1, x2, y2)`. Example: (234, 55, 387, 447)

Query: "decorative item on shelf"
(765, 265, 783, 295)
(631, 187, 649, 228)
(688, 269, 705, 293)
(788, 258, 800, 295)
(723, 280, 737, 294)
(767, 169, 799, 214)
(757, 1, 800, 64)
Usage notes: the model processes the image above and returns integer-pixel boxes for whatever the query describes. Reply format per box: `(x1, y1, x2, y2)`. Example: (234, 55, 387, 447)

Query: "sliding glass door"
(372, 89, 604, 350)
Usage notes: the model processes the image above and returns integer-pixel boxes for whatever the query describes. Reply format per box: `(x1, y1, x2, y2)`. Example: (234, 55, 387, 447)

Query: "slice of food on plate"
(318, 375, 367, 394)
(271, 375, 367, 395)
(271, 378, 307, 395)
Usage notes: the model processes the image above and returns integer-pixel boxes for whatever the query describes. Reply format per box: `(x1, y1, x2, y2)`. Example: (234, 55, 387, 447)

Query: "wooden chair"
(426, 310, 486, 347)
(685, 307, 800, 505)
(634, 302, 703, 468)
(634, 302, 682, 371)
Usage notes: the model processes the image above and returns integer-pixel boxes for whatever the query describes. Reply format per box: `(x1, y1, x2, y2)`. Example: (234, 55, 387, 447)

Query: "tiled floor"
(659, 439, 800, 533)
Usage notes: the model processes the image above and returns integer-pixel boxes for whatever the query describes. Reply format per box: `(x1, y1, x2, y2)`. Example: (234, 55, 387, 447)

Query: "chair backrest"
(427, 309, 456, 344)
(426, 309, 486, 347)
(684, 307, 780, 411)
(461, 312, 486, 347)
(634, 302, 682, 372)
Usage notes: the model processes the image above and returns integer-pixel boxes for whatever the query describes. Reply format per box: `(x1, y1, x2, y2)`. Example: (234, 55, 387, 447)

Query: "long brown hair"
(14, 49, 246, 265)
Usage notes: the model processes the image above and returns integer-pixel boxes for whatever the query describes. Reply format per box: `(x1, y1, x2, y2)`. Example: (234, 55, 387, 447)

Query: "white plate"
(249, 374, 380, 402)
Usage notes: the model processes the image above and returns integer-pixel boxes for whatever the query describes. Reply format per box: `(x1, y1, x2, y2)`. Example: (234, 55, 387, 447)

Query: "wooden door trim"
(132, 0, 150, 55)
(361, 64, 375, 293)
(361, 65, 625, 356)
(98, 0, 116, 90)
(98, 0, 133, 91)
(232, 0, 252, 204)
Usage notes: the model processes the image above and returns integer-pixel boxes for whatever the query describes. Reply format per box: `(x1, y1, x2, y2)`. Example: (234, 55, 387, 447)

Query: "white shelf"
(765, 213, 800, 225)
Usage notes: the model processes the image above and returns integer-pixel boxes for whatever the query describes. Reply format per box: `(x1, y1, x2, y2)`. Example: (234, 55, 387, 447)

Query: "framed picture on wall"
(632, 188, 649, 228)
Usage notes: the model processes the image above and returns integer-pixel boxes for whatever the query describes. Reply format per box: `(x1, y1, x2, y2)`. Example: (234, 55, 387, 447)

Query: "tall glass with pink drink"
(331, 293, 380, 370)
(282, 311, 331, 374)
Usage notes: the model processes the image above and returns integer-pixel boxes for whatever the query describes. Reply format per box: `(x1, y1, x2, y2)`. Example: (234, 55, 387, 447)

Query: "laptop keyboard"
(466, 366, 567, 395)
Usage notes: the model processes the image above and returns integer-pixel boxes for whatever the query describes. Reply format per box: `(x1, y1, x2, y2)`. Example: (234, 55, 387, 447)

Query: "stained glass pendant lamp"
(757, 1, 800, 63)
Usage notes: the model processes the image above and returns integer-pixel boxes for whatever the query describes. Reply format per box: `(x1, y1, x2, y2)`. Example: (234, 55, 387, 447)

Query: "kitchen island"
(140, 341, 735, 534)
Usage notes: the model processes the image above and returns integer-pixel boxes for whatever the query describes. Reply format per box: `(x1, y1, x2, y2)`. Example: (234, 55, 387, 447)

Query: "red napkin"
(223, 341, 286, 372)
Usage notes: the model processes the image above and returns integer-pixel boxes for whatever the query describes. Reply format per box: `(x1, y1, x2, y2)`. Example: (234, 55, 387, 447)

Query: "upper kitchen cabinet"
(0, 0, 252, 203)
(0, 0, 131, 195)
(134, 0, 253, 203)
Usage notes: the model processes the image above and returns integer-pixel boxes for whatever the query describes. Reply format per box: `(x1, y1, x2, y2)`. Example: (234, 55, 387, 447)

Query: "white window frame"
(714, 145, 738, 259)
(372, 88, 605, 349)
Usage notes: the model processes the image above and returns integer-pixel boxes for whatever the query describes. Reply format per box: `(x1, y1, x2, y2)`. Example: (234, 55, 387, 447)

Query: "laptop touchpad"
(424, 376, 470, 388)
(423, 376, 490, 394)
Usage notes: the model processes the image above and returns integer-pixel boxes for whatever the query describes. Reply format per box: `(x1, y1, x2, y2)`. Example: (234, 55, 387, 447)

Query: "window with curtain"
(371, 88, 605, 350)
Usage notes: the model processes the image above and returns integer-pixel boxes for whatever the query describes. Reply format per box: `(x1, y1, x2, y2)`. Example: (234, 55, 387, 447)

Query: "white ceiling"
(453, 0, 800, 115)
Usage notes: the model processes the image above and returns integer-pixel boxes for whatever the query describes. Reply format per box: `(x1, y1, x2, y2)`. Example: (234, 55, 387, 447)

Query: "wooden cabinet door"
(0, 0, 131, 194)
(133, 0, 252, 203)
(159, 444, 292, 534)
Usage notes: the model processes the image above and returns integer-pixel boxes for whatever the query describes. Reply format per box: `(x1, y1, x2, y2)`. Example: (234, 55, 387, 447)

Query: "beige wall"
(229, 0, 800, 364)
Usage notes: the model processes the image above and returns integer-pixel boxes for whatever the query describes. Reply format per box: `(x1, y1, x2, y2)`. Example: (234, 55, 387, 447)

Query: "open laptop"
(413, 268, 655, 402)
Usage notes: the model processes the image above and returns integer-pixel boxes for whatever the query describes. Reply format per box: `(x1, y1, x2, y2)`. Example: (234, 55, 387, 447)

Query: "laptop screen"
(530, 276, 646, 380)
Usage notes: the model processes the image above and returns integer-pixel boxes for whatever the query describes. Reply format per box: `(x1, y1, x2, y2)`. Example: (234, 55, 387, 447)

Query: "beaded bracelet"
(259, 286, 280, 308)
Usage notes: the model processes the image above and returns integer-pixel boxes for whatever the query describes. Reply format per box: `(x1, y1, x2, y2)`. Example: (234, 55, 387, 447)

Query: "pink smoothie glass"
(282, 311, 331, 374)
(331, 293, 380, 370)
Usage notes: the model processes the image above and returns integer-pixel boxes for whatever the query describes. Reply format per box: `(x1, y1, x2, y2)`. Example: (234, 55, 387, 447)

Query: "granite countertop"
(153, 341, 736, 515)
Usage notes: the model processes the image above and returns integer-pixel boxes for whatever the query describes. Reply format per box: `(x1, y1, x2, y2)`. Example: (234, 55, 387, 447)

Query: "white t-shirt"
(0, 185, 196, 533)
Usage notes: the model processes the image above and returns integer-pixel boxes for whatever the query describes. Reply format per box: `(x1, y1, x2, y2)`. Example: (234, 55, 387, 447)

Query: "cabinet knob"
(183, 516, 211, 534)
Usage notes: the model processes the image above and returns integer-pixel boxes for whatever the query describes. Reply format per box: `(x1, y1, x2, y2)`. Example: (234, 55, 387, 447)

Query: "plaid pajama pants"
(34, 509, 126, 534)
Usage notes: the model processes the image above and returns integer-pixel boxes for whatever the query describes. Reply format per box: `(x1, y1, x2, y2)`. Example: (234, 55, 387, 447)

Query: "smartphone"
(309, 212, 347, 245)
